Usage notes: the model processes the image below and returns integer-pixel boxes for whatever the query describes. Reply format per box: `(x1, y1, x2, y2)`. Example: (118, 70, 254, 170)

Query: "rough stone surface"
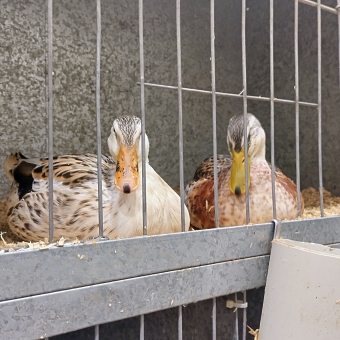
(0, 0, 339, 339)
(246, 0, 340, 194)
(1, 0, 339, 197)
(0, 0, 242, 196)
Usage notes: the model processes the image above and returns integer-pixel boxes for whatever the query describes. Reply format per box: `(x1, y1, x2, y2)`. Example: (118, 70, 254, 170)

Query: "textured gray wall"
(0, 0, 339, 338)
(1, 0, 339, 198)
(246, 0, 340, 194)
(0, 0, 242, 197)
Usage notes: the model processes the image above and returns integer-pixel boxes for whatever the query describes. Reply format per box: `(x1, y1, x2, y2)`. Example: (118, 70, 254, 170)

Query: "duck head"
(227, 113, 266, 195)
(108, 115, 149, 194)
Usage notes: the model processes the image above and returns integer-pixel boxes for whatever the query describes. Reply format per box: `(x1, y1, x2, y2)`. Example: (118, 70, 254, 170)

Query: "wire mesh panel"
(1, 0, 340, 339)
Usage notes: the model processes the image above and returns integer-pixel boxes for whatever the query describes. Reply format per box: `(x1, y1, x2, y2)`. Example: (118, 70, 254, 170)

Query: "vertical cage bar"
(139, 0, 147, 234)
(317, 0, 324, 216)
(269, 0, 277, 219)
(140, 314, 144, 340)
(242, 291, 247, 340)
(241, 0, 250, 224)
(294, 0, 302, 216)
(94, 325, 99, 340)
(176, 0, 186, 232)
(139, 0, 147, 334)
(210, 0, 219, 229)
(47, 0, 54, 243)
(210, 2, 218, 338)
(178, 305, 183, 340)
(176, 1, 184, 336)
(338, 1, 340, 138)
(234, 293, 239, 340)
(96, 0, 104, 237)
(212, 297, 217, 340)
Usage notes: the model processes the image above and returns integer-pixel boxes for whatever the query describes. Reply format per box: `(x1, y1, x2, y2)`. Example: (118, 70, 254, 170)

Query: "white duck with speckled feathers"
(5, 116, 189, 241)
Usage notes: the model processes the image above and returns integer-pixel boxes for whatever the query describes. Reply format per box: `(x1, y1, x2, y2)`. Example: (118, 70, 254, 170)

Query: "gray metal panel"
(0, 223, 271, 302)
(1, 216, 340, 302)
(0, 256, 268, 340)
(328, 243, 340, 248)
(279, 216, 340, 244)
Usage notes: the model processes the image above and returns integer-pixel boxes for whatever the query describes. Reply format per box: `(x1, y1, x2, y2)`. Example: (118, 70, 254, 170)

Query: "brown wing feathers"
(8, 153, 115, 197)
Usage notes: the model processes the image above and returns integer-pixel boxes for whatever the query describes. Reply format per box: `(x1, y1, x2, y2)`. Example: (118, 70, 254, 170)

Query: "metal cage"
(1, 0, 340, 339)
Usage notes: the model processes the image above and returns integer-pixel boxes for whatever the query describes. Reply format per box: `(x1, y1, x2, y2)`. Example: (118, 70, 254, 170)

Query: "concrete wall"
(0, 0, 242, 196)
(1, 0, 339, 198)
(0, 0, 339, 338)
(246, 0, 340, 194)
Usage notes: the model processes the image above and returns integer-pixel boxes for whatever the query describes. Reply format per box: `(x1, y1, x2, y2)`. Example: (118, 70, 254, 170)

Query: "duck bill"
(229, 150, 250, 195)
(115, 145, 139, 194)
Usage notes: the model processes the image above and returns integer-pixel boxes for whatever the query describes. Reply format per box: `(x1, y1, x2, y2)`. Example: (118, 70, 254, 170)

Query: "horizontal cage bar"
(141, 82, 319, 107)
(1, 217, 340, 302)
(0, 255, 269, 339)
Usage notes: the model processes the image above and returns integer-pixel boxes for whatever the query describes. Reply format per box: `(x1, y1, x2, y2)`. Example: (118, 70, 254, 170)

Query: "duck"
(185, 113, 304, 229)
(4, 115, 190, 242)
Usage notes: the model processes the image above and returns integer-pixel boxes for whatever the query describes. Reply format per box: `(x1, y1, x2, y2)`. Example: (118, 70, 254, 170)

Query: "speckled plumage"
(185, 114, 304, 229)
(5, 116, 189, 241)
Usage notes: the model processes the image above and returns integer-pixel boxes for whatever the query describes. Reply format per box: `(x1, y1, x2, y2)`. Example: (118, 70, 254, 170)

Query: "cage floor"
(0, 187, 338, 248)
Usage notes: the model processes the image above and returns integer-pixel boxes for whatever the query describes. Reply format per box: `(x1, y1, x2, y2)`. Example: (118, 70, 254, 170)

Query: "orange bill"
(114, 145, 139, 194)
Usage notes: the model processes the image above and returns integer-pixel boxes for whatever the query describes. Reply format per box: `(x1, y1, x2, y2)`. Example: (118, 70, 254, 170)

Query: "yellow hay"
(1, 187, 338, 247)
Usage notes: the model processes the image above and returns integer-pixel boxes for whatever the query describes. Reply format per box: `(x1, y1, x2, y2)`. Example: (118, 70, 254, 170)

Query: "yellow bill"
(229, 149, 250, 195)
(115, 145, 139, 194)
